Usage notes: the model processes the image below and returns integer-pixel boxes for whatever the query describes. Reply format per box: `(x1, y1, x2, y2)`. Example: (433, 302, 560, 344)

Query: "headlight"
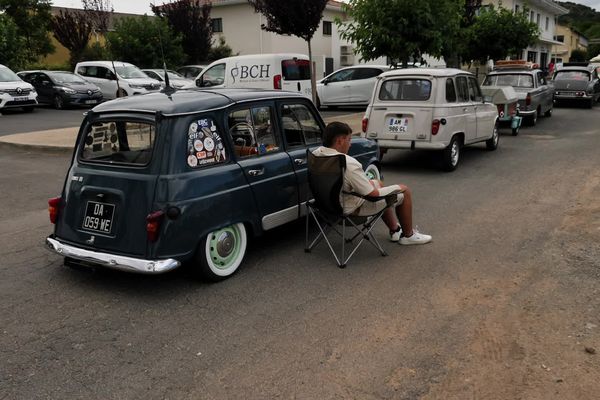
(61, 87, 76, 94)
(129, 84, 144, 89)
(0, 89, 8, 94)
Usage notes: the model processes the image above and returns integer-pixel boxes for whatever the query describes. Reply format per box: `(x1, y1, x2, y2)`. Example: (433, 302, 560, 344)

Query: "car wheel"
(486, 121, 499, 150)
(22, 106, 34, 113)
(441, 136, 461, 172)
(195, 223, 247, 281)
(527, 112, 537, 126)
(365, 163, 381, 181)
(544, 107, 552, 117)
(588, 98, 594, 109)
(53, 95, 64, 110)
(117, 88, 127, 98)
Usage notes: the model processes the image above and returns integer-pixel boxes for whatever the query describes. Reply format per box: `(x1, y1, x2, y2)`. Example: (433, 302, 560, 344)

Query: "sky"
(50, 0, 600, 15)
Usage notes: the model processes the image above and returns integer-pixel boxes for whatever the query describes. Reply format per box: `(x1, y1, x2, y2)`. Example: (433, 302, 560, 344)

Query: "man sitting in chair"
(313, 121, 432, 245)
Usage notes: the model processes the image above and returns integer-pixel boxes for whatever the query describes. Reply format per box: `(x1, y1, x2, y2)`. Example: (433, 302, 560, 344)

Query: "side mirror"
(322, 79, 329, 85)
(42, 81, 51, 86)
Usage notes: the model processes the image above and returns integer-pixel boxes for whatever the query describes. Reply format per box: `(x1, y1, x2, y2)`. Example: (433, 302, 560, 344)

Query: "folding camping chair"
(304, 151, 398, 268)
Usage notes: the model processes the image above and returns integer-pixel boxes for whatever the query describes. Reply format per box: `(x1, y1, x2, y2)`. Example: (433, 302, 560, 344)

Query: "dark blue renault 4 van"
(46, 88, 380, 281)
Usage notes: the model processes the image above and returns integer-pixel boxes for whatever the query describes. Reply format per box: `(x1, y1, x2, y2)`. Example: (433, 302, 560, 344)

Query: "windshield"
(115, 66, 148, 79)
(167, 70, 184, 78)
(554, 70, 590, 81)
(482, 74, 534, 88)
(0, 67, 22, 82)
(50, 72, 87, 84)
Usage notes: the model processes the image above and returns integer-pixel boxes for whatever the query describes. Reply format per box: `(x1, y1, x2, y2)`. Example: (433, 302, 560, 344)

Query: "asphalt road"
(1, 105, 599, 399)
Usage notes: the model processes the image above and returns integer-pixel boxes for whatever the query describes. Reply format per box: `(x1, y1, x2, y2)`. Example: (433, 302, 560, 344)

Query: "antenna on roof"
(157, 26, 174, 95)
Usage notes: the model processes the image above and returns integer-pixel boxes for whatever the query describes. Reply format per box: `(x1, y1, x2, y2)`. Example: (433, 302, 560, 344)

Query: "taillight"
(273, 74, 282, 90)
(146, 210, 164, 242)
(431, 119, 441, 135)
(496, 104, 505, 117)
(48, 197, 62, 224)
(362, 117, 369, 133)
(525, 94, 531, 106)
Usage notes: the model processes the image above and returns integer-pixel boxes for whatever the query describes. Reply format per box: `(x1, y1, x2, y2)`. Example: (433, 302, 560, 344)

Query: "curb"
(0, 140, 73, 154)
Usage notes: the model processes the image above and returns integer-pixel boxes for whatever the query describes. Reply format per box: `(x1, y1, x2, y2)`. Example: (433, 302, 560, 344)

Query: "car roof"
(91, 88, 306, 116)
(488, 68, 540, 74)
(76, 61, 134, 67)
(556, 66, 593, 72)
(380, 67, 471, 78)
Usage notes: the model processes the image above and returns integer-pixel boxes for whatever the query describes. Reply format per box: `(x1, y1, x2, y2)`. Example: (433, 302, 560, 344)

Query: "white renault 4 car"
(362, 68, 499, 171)
(74, 61, 162, 100)
(0, 63, 37, 113)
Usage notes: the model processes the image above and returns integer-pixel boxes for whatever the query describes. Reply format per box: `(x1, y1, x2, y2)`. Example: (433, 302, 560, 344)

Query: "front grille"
(5, 100, 36, 107)
(143, 84, 160, 90)
(76, 89, 100, 95)
(7, 88, 32, 96)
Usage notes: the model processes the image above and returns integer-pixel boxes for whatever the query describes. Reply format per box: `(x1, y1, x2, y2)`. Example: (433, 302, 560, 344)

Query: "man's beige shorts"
(353, 193, 404, 216)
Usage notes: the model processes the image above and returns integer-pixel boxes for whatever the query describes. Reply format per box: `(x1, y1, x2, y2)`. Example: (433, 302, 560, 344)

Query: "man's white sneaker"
(399, 231, 432, 245)
(389, 227, 402, 242)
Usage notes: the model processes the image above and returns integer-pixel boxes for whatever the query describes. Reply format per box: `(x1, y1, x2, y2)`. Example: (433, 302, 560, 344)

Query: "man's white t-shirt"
(312, 146, 373, 214)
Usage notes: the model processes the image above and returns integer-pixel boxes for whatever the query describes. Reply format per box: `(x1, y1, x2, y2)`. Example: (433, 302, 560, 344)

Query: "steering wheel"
(229, 122, 255, 146)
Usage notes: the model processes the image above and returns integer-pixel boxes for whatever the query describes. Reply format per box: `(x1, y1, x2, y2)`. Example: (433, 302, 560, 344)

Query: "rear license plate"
(388, 117, 409, 133)
(13, 96, 28, 101)
(85, 99, 98, 104)
(82, 201, 115, 234)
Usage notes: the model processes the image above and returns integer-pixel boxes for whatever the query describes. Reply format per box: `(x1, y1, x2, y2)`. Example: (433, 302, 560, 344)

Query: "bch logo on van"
(230, 62, 271, 84)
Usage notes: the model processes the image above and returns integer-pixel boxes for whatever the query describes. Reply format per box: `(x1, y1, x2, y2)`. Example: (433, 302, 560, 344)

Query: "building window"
(530, 10, 534, 22)
(537, 13, 541, 26)
(322, 21, 332, 36)
(515, 4, 519, 13)
(211, 18, 223, 33)
(527, 51, 538, 63)
(545, 17, 549, 31)
(555, 35, 564, 43)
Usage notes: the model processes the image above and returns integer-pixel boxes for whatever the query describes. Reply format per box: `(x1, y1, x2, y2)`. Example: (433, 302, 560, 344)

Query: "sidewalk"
(0, 112, 364, 152)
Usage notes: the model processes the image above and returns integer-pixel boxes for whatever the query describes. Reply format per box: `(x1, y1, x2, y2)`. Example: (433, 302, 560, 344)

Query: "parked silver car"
(552, 63, 600, 108)
(482, 62, 554, 126)
(316, 65, 390, 109)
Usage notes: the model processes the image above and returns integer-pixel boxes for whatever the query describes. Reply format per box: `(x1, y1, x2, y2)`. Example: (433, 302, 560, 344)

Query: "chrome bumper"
(45, 237, 181, 274)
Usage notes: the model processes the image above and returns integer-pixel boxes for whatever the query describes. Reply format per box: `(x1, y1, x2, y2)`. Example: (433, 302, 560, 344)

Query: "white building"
(483, 0, 569, 68)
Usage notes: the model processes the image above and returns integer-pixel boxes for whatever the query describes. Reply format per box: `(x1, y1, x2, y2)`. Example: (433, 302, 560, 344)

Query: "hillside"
(557, 1, 600, 39)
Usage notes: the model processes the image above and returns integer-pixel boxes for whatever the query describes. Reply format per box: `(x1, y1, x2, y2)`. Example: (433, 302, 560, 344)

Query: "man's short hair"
(323, 121, 352, 147)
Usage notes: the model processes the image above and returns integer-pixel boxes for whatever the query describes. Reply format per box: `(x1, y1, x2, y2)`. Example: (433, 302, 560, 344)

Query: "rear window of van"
(80, 121, 155, 165)
(282, 59, 311, 80)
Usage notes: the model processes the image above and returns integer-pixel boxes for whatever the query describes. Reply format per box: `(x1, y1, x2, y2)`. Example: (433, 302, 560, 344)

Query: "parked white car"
(362, 68, 499, 171)
(74, 61, 162, 100)
(0, 63, 37, 113)
(141, 69, 192, 89)
(316, 65, 390, 109)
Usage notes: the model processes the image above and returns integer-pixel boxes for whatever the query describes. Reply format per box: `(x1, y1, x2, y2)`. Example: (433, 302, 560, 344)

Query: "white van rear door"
(281, 58, 312, 99)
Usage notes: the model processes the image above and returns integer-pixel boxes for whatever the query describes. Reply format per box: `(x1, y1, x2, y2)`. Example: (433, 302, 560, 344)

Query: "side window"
(187, 117, 228, 168)
(328, 69, 354, 82)
(280, 103, 322, 148)
(199, 63, 225, 87)
(227, 106, 279, 158)
(468, 77, 482, 102)
(353, 68, 383, 80)
(456, 76, 469, 102)
(95, 67, 114, 80)
(537, 72, 546, 85)
(81, 121, 156, 165)
(446, 78, 457, 102)
(77, 66, 90, 77)
(40, 73, 52, 85)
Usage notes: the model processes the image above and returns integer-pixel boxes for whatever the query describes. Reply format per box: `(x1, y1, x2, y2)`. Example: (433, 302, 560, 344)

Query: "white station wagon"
(361, 68, 499, 171)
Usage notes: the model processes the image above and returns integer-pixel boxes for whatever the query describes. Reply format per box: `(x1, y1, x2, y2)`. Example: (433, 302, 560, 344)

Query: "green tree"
(0, 14, 26, 69)
(106, 16, 184, 68)
(0, 0, 54, 64)
(151, 0, 212, 64)
(208, 36, 235, 61)
(248, 0, 328, 103)
(462, 6, 539, 64)
(338, 0, 462, 67)
(569, 48, 588, 62)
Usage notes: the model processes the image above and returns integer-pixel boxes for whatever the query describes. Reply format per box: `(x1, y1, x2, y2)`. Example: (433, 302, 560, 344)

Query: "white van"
(192, 54, 312, 99)
(74, 61, 162, 100)
(0, 63, 38, 113)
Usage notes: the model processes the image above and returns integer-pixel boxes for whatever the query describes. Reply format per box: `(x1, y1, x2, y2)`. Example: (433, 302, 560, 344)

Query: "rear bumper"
(45, 236, 180, 274)
(375, 138, 446, 150)
(554, 94, 593, 101)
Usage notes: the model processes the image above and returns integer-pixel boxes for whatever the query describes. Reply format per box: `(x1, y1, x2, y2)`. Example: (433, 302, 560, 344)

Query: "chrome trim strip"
(45, 237, 180, 274)
(262, 204, 299, 230)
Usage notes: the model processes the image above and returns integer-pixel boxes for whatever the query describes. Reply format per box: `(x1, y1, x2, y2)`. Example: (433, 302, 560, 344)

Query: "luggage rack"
(493, 60, 539, 70)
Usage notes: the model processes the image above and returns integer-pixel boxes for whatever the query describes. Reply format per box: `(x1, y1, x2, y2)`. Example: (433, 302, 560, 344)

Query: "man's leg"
(396, 185, 414, 237)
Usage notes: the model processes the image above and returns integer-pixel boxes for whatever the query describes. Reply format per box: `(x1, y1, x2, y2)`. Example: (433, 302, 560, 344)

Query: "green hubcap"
(208, 226, 242, 270)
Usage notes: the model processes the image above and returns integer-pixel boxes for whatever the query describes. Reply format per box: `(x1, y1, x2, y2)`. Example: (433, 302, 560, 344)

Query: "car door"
(277, 101, 324, 214)
(536, 71, 552, 112)
(455, 76, 477, 142)
(320, 68, 355, 105)
(77, 66, 117, 99)
(226, 102, 299, 231)
(468, 77, 495, 139)
(37, 73, 54, 104)
(349, 67, 384, 104)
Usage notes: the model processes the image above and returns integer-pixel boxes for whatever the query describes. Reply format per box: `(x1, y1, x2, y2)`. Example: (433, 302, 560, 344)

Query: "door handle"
(463, 108, 468, 112)
(248, 168, 264, 176)
(374, 107, 387, 111)
(294, 158, 305, 165)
